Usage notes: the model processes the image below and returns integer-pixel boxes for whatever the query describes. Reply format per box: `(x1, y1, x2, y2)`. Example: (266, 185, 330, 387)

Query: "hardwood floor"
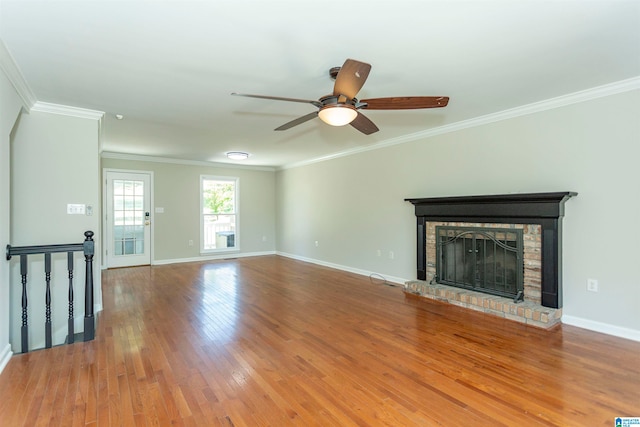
(0, 255, 638, 426)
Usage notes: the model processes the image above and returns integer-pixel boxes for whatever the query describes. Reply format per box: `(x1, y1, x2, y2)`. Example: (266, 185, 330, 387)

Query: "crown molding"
(1, 38, 105, 120)
(31, 101, 104, 120)
(279, 76, 640, 171)
(0, 38, 37, 109)
(101, 151, 276, 172)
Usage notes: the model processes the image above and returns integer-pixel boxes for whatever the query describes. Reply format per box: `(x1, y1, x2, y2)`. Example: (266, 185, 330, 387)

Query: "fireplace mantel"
(405, 192, 576, 308)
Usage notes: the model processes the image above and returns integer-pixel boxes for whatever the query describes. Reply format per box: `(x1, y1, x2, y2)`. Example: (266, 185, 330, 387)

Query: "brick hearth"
(404, 280, 562, 329)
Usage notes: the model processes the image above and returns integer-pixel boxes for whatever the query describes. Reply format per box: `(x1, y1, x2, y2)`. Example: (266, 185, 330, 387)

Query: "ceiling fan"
(231, 58, 449, 135)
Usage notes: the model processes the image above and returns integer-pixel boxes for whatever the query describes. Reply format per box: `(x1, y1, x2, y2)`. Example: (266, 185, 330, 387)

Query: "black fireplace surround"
(405, 192, 576, 309)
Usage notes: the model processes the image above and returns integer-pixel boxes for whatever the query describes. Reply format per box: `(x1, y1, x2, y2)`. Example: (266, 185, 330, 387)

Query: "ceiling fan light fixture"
(226, 151, 250, 160)
(318, 105, 357, 127)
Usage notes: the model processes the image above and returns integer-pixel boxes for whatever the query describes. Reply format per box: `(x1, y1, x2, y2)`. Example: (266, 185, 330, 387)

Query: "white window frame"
(200, 175, 239, 254)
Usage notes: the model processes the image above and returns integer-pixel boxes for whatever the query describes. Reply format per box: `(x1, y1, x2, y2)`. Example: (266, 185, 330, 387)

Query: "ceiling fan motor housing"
(329, 66, 341, 80)
(320, 94, 356, 106)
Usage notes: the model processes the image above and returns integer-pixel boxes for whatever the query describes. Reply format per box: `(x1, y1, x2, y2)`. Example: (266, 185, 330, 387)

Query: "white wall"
(9, 110, 102, 351)
(101, 157, 276, 264)
(276, 89, 640, 340)
(0, 60, 27, 372)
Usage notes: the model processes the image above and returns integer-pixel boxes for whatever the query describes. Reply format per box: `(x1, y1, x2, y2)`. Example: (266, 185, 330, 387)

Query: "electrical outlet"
(376, 249, 381, 257)
(587, 278, 598, 292)
(315, 241, 319, 247)
(188, 240, 194, 247)
(389, 251, 394, 260)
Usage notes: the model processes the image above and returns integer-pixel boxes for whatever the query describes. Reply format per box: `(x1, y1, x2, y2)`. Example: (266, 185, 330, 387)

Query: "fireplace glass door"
(436, 226, 524, 299)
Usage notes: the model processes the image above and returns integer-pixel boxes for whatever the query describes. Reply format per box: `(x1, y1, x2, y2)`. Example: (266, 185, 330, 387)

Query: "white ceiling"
(1, 1, 639, 168)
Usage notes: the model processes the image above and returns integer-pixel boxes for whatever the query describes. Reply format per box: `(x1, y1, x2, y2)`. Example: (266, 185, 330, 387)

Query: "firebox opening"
(436, 226, 524, 300)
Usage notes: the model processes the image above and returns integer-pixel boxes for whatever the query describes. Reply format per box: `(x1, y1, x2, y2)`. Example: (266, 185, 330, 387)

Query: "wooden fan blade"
(232, 93, 322, 108)
(333, 59, 371, 100)
(275, 111, 318, 131)
(350, 112, 379, 135)
(360, 96, 449, 110)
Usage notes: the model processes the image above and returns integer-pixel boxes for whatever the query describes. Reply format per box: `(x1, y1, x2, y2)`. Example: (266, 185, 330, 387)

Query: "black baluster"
(83, 231, 95, 341)
(67, 251, 74, 344)
(45, 252, 52, 348)
(20, 255, 28, 353)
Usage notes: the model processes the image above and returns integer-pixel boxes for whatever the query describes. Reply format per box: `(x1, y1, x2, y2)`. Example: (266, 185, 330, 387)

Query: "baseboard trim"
(562, 315, 640, 342)
(153, 251, 276, 266)
(0, 343, 13, 376)
(275, 252, 408, 286)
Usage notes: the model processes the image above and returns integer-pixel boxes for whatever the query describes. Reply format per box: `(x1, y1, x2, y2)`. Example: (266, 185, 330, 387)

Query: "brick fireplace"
(404, 192, 576, 328)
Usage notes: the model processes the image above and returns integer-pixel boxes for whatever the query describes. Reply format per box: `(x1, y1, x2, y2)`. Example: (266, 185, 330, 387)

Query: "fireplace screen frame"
(435, 226, 524, 299)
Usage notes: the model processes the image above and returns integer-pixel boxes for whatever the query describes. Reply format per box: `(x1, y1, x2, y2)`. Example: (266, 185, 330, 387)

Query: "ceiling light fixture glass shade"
(226, 151, 250, 160)
(318, 105, 358, 126)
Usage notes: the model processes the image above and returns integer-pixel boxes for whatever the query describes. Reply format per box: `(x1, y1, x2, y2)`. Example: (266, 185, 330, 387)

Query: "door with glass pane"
(106, 171, 151, 268)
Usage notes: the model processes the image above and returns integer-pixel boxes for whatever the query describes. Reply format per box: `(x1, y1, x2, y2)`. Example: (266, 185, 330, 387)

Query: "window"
(113, 179, 145, 255)
(201, 176, 238, 252)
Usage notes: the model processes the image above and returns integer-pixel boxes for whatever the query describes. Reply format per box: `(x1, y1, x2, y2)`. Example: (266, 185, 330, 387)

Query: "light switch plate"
(67, 204, 85, 215)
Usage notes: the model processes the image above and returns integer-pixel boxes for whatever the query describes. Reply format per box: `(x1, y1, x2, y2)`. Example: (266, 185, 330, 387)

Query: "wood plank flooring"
(0, 255, 638, 426)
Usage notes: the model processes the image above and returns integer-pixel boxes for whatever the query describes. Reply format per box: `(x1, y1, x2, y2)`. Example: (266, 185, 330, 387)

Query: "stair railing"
(5, 230, 95, 353)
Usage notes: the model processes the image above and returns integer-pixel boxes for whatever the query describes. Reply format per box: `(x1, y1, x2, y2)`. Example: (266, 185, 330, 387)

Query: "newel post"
(83, 231, 95, 341)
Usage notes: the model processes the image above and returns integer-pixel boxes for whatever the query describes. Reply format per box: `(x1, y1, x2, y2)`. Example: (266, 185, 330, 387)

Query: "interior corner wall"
(0, 67, 26, 373)
(275, 89, 640, 338)
(100, 158, 276, 264)
(9, 110, 102, 351)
